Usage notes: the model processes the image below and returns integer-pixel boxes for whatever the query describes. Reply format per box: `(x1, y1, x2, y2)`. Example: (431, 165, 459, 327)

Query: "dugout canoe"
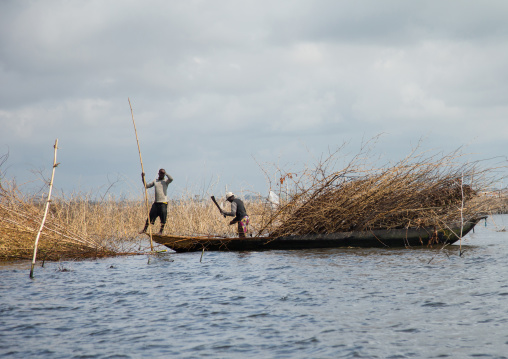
(151, 216, 486, 253)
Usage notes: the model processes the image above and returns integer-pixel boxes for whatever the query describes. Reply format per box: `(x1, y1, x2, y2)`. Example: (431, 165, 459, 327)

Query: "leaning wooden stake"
(30, 139, 59, 278)
(129, 98, 154, 251)
(459, 173, 465, 256)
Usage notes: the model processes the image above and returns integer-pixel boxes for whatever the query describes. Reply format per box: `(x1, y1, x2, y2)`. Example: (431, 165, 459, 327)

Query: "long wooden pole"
(30, 139, 59, 278)
(459, 173, 464, 256)
(128, 98, 154, 251)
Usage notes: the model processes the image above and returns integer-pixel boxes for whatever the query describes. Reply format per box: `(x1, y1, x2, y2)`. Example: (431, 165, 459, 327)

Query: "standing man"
(139, 168, 173, 234)
(221, 192, 249, 238)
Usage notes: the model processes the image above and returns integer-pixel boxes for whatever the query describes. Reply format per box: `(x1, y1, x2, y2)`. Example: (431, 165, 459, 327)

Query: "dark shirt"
(223, 198, 248, 221)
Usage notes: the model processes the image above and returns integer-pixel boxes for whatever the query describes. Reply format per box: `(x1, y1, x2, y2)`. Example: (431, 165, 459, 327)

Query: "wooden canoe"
(151, 216, 486, 253)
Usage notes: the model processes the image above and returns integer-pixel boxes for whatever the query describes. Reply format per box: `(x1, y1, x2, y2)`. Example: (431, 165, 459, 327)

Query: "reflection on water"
(1, 215, 507, 358)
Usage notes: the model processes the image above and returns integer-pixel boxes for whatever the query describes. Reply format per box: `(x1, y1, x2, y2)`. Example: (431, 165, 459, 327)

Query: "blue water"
(1, 215, 508, 358)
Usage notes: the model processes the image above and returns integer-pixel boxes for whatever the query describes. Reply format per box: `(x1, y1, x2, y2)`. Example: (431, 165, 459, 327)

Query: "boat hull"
(151, 217, 485, 253)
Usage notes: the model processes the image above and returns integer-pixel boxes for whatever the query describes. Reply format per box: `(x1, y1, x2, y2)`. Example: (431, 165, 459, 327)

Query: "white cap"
(226, 191, 234, 199)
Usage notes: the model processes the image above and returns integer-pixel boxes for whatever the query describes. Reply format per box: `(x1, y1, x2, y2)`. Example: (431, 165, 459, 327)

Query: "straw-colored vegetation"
(1, 144, 506, 261)
(0, 177, 268, 260)
(492, 197, 508, 214)
(258, 145, 505, 237)
(0, 180, 116, 261)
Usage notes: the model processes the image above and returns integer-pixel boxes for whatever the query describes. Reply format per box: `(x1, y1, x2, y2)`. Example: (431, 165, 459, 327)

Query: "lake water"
(1, 214, 508, 358)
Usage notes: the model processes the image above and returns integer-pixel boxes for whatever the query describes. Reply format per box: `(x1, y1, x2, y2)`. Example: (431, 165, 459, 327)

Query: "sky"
(1, 0, 507, 199)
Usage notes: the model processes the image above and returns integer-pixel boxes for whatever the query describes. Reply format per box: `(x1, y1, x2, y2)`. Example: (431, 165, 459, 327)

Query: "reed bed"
(484, 196, 508, 214)
(165, 193, 269, 238)
(0, 179, 269, 260)
(48, 191, 270, 240)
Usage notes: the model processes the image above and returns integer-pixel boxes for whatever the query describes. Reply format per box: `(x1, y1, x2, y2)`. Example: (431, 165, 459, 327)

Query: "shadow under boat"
(150, 216, 487, 253)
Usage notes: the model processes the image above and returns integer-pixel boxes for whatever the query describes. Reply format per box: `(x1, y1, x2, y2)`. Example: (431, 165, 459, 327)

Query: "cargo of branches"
(267, 153, 489, 238)
(261, 147, 501, 237)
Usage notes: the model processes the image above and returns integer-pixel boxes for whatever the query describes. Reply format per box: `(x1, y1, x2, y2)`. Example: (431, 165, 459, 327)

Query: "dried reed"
(260, 146, 502, 238)
(0, 181, 269, 260)
(0, 180, 115, 261)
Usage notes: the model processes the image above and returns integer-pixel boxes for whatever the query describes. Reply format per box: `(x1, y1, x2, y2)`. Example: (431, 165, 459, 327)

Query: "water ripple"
(1, 215, 508, 358)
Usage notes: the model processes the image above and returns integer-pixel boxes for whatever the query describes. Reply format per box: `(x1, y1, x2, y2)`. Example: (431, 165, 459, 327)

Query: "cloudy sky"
(1, 0, 507, 198)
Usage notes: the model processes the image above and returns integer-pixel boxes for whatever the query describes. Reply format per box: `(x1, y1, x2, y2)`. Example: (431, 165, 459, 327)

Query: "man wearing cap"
(221, 192, 249, 238)
(139, 168, 173, 234)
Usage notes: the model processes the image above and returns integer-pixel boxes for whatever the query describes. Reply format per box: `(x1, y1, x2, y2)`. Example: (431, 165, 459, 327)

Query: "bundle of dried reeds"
(0, 180, 115, 261)
(261, 147, 500, 237)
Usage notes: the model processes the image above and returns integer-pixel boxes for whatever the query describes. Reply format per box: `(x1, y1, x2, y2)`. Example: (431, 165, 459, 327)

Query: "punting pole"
(129, 98, 154, 251)
(30, 139, 59, 278)
(459, 173, 464, 256)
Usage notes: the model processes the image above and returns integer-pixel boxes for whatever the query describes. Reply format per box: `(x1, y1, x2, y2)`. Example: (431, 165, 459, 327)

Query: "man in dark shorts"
(220, 192, 249, 238)
(139, 168, 173, 234)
